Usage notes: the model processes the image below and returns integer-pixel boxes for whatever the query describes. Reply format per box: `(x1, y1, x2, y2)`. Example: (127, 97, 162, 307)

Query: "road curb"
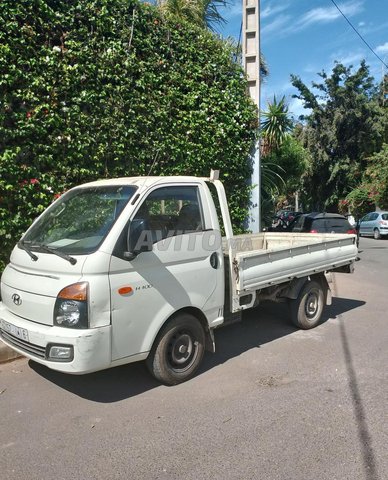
(0, 339, 23, 363)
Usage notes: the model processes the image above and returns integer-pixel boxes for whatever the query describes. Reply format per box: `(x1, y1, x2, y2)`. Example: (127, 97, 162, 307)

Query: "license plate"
(0, 319, 29, 342)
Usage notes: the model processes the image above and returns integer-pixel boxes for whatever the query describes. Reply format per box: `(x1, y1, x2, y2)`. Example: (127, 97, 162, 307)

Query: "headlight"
(55, 300, 83, 326)
(54, 282, 89, 329)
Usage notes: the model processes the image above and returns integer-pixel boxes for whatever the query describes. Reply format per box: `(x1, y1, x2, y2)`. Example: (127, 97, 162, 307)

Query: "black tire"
(146, 313, 205, 385)
(289, 280, 325, 329)
(373, 228, 381, 240)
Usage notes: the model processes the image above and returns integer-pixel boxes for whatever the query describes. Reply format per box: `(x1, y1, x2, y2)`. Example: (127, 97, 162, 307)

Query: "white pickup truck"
(0, 171, 358, 384)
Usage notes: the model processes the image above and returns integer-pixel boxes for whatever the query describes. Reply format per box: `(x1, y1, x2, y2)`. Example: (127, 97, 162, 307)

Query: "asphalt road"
(0, 236, 387, 480)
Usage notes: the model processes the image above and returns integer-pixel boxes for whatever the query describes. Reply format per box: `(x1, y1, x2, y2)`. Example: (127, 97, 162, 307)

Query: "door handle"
(210, 252, 219, 269)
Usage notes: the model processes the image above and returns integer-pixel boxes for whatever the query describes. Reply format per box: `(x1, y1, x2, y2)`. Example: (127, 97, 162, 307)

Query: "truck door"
(108, 184, 223, 361)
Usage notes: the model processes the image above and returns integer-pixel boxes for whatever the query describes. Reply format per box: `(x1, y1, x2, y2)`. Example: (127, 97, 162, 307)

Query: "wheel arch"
(176, 307, 215, 352)
(282, 273, 331, 305)
(282, 277, 309, 300)
(147, 306, 215, 357)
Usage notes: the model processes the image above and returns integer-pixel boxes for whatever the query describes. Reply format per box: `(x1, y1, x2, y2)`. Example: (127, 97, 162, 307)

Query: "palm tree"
(157, 0, 228, 31)
(260, 96, 294, 223)
(261, 96, 293, 155)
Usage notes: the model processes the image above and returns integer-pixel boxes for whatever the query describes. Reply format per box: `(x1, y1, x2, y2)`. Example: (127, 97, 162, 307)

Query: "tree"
(361, 144, 388, 209)
(264, 135, 310, 192)
(260, 97, 310, 221)
(157, 0, 269, 78)
(344, 187, 374, 219)
(291, 61, 386, 211)
(156, 0, 228, 31)
(261, 96, 293, 154)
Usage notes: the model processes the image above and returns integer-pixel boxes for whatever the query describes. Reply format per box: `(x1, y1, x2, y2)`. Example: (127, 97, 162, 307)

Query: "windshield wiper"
(29, 243, 77, 265)
(18, 240, 38, 261)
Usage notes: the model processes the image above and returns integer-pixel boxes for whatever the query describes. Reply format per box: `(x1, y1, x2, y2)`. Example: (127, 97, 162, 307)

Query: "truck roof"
(78, 176, 205, 189)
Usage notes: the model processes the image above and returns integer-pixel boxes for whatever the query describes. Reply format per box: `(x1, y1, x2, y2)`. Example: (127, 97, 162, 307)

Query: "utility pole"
(243, 0, 261, 232)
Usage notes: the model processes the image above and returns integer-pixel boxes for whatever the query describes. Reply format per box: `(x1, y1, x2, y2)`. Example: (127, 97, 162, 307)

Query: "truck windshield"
(21, 185, 137, 256)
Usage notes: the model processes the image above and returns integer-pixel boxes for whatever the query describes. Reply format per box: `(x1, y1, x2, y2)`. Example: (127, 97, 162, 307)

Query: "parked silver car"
(358, 211, 388, 239)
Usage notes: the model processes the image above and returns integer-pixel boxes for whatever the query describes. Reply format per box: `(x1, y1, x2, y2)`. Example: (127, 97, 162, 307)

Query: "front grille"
(0, 329, 46, 359)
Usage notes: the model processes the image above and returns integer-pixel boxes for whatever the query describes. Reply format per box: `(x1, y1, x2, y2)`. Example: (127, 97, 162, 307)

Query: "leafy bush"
(344, 188, 374, 219)
(345, 144, 388, 217)
(362, 144, 388, 210)
(0, 0, 257, 270)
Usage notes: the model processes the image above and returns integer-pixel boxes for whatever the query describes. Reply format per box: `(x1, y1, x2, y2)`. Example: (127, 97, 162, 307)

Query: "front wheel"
(146, 313, 205, 385)
(289, 280, 325, 329)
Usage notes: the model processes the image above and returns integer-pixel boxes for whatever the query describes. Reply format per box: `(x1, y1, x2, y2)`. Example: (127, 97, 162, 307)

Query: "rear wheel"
(289, 280, 325, 329)
(373, 228, 381, 240)
(146, 313, 205, 385)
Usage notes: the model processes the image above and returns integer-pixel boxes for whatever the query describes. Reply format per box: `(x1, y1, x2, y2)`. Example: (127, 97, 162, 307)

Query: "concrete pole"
(243, 0, 261, 232)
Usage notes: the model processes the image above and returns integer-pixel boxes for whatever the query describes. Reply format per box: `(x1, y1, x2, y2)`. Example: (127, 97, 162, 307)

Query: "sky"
(218, 0, 388, 118)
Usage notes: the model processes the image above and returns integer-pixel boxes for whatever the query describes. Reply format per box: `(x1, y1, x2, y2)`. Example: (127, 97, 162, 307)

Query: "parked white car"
(358, 211, 388, 239)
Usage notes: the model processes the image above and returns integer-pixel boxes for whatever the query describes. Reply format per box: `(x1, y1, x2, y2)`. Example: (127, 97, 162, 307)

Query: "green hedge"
(0, 0, 257, 270)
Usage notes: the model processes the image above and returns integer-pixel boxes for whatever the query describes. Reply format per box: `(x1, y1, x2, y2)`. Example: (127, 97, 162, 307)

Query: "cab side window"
(133, 186, 204, 241)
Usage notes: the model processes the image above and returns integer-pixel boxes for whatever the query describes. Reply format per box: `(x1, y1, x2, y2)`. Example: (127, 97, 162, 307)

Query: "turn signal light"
(118, 286, 133, 296)
(58, 282, 88, 301)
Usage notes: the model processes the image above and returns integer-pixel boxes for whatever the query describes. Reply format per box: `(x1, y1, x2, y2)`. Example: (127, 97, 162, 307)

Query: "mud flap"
(314, 273, 332, 306)
(326, 287, 332, 306)
(205, 328, 216, 353)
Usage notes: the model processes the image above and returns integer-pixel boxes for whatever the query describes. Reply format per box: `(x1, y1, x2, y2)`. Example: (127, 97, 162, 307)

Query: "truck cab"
(0, 176, 224, 383)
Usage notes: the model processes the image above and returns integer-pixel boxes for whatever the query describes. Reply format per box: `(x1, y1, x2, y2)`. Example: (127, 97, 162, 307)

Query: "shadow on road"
(339, 316, 380, 480)
(323, 296, 366, 321)
(29, 296, 365, 403)
(200, 296, 365, 371)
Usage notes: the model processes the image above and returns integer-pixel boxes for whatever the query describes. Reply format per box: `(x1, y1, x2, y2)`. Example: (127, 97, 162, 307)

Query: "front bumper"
(0, 303, 111, 374)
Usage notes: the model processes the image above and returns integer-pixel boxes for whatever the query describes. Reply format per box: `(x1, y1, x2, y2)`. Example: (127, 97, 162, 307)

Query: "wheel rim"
(374, 229, 380, 239)
(305, 289, 320, 319)
(167, 329, 199, 373)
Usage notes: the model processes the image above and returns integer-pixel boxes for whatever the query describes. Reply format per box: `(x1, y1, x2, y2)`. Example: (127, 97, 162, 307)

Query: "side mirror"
(124, 219, 153, 260)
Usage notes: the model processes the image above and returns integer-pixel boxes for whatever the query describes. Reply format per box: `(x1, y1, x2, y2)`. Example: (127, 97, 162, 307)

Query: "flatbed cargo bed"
(223, 232, 358, 310)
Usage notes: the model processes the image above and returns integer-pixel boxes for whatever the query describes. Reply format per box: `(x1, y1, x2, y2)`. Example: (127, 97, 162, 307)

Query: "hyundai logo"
(12, 294, 22, 306)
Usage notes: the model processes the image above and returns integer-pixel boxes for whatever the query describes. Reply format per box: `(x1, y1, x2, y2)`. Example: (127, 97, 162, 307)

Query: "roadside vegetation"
(260, 96, 310, 222)
(262, 63, 387, 220)
(291, 63, 388, 216)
